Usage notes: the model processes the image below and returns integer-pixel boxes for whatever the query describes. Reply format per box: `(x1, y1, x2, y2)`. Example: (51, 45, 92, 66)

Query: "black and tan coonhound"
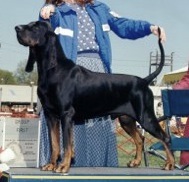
(15, 21, 174, 173)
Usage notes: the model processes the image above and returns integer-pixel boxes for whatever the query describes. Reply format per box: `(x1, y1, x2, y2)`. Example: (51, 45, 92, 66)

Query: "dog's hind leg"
(141, 112, 175, 170)
(119, 115, 144, 168)
(41, 116, 60, 171)
(55, 107, 75, 174)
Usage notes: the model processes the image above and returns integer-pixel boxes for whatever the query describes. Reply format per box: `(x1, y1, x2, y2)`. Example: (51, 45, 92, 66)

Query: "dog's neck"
(35, 34, 71, 74)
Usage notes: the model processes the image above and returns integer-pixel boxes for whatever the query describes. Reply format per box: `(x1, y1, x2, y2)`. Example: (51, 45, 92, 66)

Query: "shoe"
(173, 68, 189, 89)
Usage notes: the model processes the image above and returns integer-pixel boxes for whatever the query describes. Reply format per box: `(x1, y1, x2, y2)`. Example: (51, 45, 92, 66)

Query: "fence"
(115, 119, 184, 167)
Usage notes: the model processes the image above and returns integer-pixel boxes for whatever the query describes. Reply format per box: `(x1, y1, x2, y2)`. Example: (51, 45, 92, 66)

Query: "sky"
(0, 0, 189, 81)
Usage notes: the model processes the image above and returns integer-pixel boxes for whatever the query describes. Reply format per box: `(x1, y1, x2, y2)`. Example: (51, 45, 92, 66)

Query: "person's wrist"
(150, 25, 158, 34)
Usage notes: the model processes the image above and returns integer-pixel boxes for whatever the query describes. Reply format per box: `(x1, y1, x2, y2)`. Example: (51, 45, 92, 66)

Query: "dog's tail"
(144, 27, 165, 85)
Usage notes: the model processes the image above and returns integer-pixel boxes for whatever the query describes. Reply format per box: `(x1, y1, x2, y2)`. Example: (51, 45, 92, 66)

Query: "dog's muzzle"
(15, 25, 29, 46)
(15, 25, 23, 32)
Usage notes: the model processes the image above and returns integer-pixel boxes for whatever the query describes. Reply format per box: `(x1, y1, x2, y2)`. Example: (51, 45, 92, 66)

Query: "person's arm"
(104, 4, 166, 41)
(39, 4, 61, 30)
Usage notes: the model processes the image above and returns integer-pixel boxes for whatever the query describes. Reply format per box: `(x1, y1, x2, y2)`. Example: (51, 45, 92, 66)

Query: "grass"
(116, 130, 181, 168)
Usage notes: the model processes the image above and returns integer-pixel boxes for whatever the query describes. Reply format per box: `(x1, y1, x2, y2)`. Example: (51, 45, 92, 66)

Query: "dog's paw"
(127, 160, 141, 168)
(41, 163, 56, 171)
(163, 163, 174, 170)
(54, 165, 70, 174)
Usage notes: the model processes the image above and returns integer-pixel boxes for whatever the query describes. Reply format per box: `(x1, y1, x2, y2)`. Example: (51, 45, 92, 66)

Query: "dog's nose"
(15, 25, 23, 32)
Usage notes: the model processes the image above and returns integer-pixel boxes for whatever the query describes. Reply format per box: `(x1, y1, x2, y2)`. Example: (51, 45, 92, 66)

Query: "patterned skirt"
(39, 56, 118, 167)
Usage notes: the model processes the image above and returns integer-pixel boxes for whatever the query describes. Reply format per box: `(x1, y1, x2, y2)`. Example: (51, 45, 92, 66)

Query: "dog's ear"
(25, 47, 37, 72)
(46, 32, 58, 70)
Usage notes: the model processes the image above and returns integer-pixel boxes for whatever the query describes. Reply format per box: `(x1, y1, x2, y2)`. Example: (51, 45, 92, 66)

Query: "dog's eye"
(33, 26, 39, 31)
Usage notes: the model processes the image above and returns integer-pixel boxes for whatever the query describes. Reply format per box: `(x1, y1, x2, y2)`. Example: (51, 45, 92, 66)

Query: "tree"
(13, 60, 38, 85)
(0, 69, 16, 84)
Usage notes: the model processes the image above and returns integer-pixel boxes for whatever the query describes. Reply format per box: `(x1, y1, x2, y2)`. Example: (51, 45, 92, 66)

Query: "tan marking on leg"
(42, 121, 60, 171)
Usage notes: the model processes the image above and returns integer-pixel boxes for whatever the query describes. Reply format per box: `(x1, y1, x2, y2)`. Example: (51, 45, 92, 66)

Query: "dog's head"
(15, 21, 54, 72)
(15, 21, 53, 47)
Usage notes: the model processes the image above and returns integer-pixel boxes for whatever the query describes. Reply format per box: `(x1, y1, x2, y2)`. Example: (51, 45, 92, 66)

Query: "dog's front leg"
(41, 118, 60, 171)
(55, 107, 75, 174)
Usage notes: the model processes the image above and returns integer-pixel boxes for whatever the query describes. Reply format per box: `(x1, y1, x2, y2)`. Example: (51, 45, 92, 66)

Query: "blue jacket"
(42, 1, 152, 73)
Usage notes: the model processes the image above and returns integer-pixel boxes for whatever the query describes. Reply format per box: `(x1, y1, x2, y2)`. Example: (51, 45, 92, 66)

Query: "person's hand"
(40, 4, 55, 19)
(150, 25, 166, 42)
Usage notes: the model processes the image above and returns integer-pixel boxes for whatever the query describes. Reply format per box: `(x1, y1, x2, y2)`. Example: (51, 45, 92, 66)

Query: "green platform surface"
(2, 167, 189, 182)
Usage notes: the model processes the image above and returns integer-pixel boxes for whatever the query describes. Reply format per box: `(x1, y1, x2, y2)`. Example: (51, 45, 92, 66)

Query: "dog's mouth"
(16, 33, 37, 47)
(16, 35, 29, 47)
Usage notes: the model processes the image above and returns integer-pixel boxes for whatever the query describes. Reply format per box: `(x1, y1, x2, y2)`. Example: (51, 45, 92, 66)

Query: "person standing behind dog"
(39, 0, 166, 167)
(173, 65, 189, 166)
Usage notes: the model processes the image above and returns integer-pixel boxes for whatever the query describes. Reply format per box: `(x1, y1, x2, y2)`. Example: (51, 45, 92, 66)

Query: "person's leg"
(39, 110, 51, 167)
(172, 65, 189, 165)
(180, 117, 189, 165)
(73, 117, 118, 167)
(73, 56, 118, 167)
